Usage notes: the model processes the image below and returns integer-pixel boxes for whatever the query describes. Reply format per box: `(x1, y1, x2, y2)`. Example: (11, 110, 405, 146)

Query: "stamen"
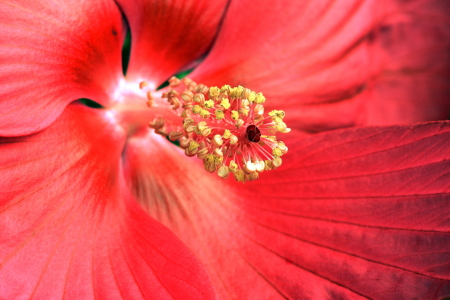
(147, 77, 290, 183)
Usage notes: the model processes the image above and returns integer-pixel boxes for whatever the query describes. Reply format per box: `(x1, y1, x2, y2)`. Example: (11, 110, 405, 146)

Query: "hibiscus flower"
(1, 0, 449, 299)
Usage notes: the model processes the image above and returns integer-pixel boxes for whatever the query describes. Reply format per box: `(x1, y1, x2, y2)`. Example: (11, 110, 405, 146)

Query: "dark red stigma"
(246, 125, 261, 143)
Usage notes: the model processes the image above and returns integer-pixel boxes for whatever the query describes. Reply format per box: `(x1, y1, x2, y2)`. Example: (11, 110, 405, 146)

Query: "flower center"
(142, 77, 290, 183)
(246, 125, 261, 143)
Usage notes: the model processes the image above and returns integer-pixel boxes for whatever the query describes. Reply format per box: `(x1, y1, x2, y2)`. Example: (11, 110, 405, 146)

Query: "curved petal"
(193, 0, 450, 132)
(116, 0, 229, 87)
(0, 104, 215, 299)
(0, 0, 124, 137)
(124, 122, 450, 299)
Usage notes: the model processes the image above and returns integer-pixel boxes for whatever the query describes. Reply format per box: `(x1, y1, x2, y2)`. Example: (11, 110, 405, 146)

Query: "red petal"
(116, 0, 229, 86)
(125, 122, 450, 299)
(0, 0, 124, 137)
(0, 104, 215, 299)
(193, 0, 450, 131)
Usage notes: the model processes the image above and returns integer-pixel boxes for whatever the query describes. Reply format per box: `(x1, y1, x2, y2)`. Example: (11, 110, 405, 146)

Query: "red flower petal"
(0, 104, 215, 299)
(116, 0, 229, 86)
(0, 0, 124, 137)
(125, 122, 450, 299)
(193, 0, 450, 132)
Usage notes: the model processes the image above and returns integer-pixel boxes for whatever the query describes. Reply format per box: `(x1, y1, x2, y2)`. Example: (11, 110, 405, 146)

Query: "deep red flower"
(1, 0, 450, 299)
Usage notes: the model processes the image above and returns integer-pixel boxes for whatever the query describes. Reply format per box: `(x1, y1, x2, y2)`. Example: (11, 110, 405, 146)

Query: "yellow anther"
(246, 172, 259, 182)
(187, 82, 197, 92)
(169, 131, 184, 141)
(183, 118, 194, 125)
(248, 91, 257, 102)
(205, 162, 216, 173)
(214, 148, 224, 157)
(233, 169, 245, 182)
(200, 109, 210, 119)
(243, 161, 257, 174)
(255, 92, 266, 104)
(181, 109, 191, 118)
(271, 157, 282, 169)
(220, 85, 231, 93)
(202, 127, 212, 136)
(179, 137, 190, 149)
(181, 91, 194, 102)
(195, 84, 209, 94)
(188, 141, 200, 152)
(269, 110, 285, 120)
(272, 147, 283, 157)
(215, 110, 225, 120)
(149, 116, 165, 129)
(235, 119, 244, 129)
(193, 123, 211, 136)
(276, 122, 291, 133)
(277, 141, 288, 155)
(193, 93, 205, 104)
(183, 98, 195, 107)
(168, 76, 181, 87)
(229, 160, 239, 172)
(217, 166, 230, 179)
(194, 121, 207, 135)
(230, 86, 244, 99)
(239, 100, 250, 116)
(204, 154, 222, 173)
(204, 100, 214, 109)
(239, 108, 249, 117)
(197, 147, 209, 159)
(254, 104, 264, 115)
(168, 89, 179, 97)
(181, 77, 193, 86)
(204, 154, 215, 164)
(264, 160, 273, 171)
(271, 116, 282, 124)
(168, 95, 180, 110)
(255, 161, 265, 172)
(215, 156, 223, 166)
(223, 129, 231, 139)
(231, 110, 239, 120)
(213, 134, 223, 147)
(155, 127, 167, 136)
(197, 120, 207, 129)
(192, 105, 202, 114)
(241, 88, 251, 99)
(230, 134, 238, 145)
(209, 86, 220, 99)
(183, 120, 195, 133)
(220, 99, 231, 109)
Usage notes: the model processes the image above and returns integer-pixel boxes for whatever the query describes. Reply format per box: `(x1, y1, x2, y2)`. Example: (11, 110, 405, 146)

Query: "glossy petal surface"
(194, 0, 450, 132)
(125, 122, 450, 299)
(117, 0, 229, 87)
(0, 0, 124, 137)
(0, 104, 215, 299)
